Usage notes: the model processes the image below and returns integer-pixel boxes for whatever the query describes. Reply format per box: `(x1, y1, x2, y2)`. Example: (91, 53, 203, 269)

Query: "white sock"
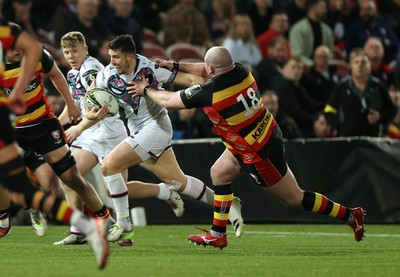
(70, 225, 81, 234)
(157, 183, 171, 200)
(182, 175, 214, 205)
(0, 211, 9, 228)
(105, 174, 131, 229)
(69, 210, 94, 235)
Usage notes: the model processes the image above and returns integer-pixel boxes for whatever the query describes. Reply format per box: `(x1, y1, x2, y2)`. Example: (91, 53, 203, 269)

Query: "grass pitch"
(1, 224, 400, 277)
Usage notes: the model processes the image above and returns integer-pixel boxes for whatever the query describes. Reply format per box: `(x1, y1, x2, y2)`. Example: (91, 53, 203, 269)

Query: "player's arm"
(46, 61, 81, 123)
(130, 76, 185, 109)
(9, 32, 42, 114)
(64, 96, 108, 144)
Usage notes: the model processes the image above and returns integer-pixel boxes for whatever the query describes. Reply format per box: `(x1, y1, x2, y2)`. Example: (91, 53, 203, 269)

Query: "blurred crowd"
(4, 0, 400, 140)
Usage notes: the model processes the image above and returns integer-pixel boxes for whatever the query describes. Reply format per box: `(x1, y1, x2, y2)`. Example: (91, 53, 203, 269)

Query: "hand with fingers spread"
(127, 74, 151, 97)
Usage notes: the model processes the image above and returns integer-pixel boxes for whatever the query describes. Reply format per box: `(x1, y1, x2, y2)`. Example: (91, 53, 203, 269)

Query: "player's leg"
(0, 143, 109, 268)
(188, 149, 242, 249)
(150, 147, 244, 237)
(0, 186, 11, 238)
(267, 167, 365, 242)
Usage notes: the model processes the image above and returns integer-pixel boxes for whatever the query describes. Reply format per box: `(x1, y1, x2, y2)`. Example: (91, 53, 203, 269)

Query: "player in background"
(95, 35, 244, 242)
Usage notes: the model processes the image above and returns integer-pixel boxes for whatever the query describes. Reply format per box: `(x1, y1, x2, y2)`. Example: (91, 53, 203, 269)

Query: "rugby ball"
(85, 87, 119, 116)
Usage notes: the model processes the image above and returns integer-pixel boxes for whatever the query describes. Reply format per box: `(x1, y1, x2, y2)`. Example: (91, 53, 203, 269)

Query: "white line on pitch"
(227, 231, 400, 238)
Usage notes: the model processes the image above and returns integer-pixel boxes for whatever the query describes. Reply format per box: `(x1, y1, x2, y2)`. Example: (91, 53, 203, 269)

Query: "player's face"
(5, 48, 23, 63)
(62, 44, 88, 70)
(109, 49, 131, 74)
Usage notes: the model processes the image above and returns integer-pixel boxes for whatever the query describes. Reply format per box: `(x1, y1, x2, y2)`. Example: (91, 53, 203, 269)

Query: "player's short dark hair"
(108, 34, 136, 55)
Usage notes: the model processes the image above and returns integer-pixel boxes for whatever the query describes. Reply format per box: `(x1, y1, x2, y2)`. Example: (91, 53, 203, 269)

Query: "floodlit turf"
(1, 224, 400, 277)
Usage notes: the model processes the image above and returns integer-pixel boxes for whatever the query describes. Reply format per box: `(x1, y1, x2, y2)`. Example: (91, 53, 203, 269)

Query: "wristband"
(173, 62, 180, 71)
(143, 85, 151, 96)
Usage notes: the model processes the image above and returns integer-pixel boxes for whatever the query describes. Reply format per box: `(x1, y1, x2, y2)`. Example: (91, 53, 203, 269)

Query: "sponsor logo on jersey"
(184, 84, 202, 99)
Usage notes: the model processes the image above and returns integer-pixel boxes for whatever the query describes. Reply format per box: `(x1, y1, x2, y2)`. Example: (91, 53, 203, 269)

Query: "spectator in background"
(262, 90, 303, 138)
(311, 111, 335, 138)
(169, 108, 215, 139)
(163, 0, 210, 48)
(50, 0, 77, 45)
(247, 0, 275, 37)
(387, 85, 400, 139)
(256, 36, 289, 91)
(204, 0, 236, 45)
(56, 0, 112, 58)
(222, 14, 262, 67)
(270, 57, 323, 136)
(301, 45, 338, 107)
(135, 0, 170, 33)
(363, 37, 393, 85)
(345, 0, 399, 65)
(4, 0, 43, 40)
(106, 0, 143, 54)
(325, 0, 352, 51)
(283, 0, 307, 25)
(257, 11, 290, 58)
(324, 49, 397, 137)
(378, 0, 400, 39)
(289, 0, 334, 66)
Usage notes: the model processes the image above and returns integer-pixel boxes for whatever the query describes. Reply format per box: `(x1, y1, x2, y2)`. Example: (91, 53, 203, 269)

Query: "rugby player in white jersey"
(96, 35, 244, 241)
(58, 32, 184, 246)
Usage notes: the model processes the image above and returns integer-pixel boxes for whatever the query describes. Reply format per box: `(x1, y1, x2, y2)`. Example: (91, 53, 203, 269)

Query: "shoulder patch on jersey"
(184, 84, 202, 99)
(83, 69, 98, 85)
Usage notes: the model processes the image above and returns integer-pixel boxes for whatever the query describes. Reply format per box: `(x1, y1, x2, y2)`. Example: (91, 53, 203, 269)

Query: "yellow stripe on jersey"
(24, 85, 41, 101)
(244, 112, 273, 144)
(0, 95, 9, 103)
(324, 104, 337, 115)
(0, 26, 11, 37)
(17, 105, 46, 124)
(212, 74, 255, 104)
(3, 63, 42, 80)
(214, 193, 233, 202)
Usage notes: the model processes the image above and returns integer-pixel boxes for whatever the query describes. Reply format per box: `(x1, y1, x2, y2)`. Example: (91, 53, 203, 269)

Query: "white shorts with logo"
(125, 115, 172, 161)
(71, 116, 128, 163)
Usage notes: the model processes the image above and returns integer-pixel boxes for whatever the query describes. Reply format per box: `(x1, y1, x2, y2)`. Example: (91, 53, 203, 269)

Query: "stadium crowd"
(3, 0, 400, 140)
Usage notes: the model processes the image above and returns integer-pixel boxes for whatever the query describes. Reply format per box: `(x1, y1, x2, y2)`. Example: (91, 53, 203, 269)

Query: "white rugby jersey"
(66, 56, 104, 118)
(95, 54, 177, 133)
(67, 56, 124, 139)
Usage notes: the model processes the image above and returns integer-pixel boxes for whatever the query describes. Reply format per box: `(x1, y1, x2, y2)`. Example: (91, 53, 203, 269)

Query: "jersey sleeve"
(40, 48, 55, 73)
(81, 62, 103, 89)
(152, 61, 178, 84)
(94, 67, 108, 89)
(180, 82, 212, 109)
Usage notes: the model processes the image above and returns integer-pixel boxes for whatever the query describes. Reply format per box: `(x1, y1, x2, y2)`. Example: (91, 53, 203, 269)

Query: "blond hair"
(60, 31, 87, 48)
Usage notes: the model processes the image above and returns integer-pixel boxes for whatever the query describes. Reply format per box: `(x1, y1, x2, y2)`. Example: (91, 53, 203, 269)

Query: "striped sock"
(302, 191, 351, 221)
(210, 184, 233, 237)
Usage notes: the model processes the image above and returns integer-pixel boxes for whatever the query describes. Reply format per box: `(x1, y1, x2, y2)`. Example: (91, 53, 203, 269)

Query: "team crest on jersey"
(184, 84, 202, 99)
(51, 130, 63, 144)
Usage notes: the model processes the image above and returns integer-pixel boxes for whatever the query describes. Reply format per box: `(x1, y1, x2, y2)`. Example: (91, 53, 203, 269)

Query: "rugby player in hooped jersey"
(95, 35, 245, 241)
(0, 20, 109, 269)
(130, 46, 366, 249)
